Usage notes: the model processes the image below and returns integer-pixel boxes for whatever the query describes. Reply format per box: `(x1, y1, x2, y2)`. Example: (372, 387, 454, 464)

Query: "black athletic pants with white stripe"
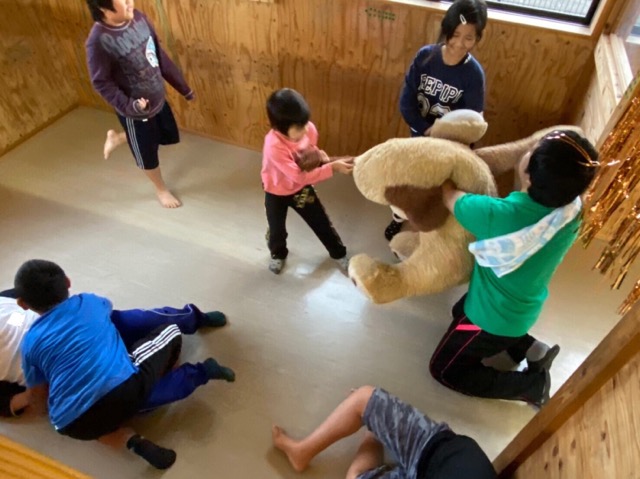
(117, 101, 180, 170)
(59, 324, 210, 440)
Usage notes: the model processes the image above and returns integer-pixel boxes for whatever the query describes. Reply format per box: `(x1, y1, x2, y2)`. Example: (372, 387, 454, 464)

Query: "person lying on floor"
(273, 385, 496, 479)
(4, 259, 234, 469)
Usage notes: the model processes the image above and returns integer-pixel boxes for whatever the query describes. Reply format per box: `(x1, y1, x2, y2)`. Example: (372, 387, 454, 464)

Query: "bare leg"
(345, 432, 384, 479)
(143, 167, 182, 208)
(98, 426, 136, 449)
(272, 385, 374, 472)
(9, 391, 31, 416)
(103, 130, 127, 160)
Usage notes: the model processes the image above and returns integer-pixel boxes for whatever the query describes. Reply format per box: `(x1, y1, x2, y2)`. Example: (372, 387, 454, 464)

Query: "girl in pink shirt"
(261, 89, 353, 274)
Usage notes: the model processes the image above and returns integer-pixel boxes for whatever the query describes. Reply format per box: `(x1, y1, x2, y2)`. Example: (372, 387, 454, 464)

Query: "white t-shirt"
(0, 297, 39, 385)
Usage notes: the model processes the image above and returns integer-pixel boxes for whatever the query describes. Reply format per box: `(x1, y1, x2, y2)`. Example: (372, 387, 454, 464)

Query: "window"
(476, 1, 601, 25)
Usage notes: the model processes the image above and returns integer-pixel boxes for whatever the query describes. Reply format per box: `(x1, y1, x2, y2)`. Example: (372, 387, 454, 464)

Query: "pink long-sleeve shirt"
(261, 122, 333, 196)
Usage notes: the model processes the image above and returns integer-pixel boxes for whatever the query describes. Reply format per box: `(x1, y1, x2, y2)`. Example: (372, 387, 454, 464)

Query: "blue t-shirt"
(21, 293, 137, 430)
(399, 44, 485, 136)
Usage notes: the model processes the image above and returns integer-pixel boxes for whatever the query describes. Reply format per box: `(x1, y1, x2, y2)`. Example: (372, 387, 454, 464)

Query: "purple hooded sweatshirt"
(85, 9, 192, 119)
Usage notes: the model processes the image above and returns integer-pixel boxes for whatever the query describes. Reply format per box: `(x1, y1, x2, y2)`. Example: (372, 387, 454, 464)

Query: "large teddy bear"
(349, 110, 580, 304)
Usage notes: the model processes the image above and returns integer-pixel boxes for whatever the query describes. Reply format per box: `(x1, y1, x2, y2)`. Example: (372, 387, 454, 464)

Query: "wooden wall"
(2, 0, 595, 156)
(0, 434, 90, 479)
(569, 35, 633, 145)
(494, 290, 640, 479)
(0, 0, 83, 155)
(511, 350, 640, 478)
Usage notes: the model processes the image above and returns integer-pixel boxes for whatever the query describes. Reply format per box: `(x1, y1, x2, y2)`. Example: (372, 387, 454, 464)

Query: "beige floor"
(0, 108, 629, 478)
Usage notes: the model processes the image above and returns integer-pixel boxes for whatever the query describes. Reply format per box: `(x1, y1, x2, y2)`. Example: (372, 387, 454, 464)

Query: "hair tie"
(460, 14, 467, 24)
(545, 131, 600, 168)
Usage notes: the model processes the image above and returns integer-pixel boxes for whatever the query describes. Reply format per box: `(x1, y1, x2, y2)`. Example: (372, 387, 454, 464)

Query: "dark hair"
(439, 0, 488, 42)
(526, 130, 599, 208)
(14, 260, 69, 312)
(85, 0, 116, 22)
(266, 88, 311, 136)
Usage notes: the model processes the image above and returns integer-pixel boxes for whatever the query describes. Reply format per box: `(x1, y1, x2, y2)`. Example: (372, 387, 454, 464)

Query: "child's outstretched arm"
(331, 159, 353, 175)
(442, 179, 467, 213)
(266, 142, 334, 184)
(320, 151, 355, 164)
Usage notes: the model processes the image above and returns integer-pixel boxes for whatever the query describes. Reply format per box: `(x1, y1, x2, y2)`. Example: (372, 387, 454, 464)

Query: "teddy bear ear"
(430, 109, 488, 145)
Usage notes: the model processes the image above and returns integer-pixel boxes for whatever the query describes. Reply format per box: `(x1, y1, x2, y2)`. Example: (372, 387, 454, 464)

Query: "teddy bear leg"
(389, 232, 420, 261)
(348, 254, 410, 304)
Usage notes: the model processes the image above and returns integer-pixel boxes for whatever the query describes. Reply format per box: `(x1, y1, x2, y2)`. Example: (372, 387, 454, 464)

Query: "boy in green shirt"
(430, 130, 599, 407)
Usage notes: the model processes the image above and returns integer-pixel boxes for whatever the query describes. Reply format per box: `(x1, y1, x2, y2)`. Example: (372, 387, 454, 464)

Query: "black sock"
(126, 434, 176, 470)
(203, 358, 236, 382)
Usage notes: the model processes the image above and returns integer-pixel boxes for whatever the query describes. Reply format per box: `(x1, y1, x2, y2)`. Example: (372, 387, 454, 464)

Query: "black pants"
(265, 187, 346, 260)
(59, 324, 182, 440)
(429, 295, 544, 403)
(117, 101, 179, 170)
(0, 381, 26, 417)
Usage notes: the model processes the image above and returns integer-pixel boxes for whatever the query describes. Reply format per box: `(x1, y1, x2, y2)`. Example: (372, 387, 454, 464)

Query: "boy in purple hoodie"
(85, 0, 194, 208)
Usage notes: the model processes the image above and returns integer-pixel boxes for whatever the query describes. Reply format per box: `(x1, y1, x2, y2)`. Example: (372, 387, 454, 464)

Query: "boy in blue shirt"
(15, 260, 234, 469)
(431, 130, 599, 407)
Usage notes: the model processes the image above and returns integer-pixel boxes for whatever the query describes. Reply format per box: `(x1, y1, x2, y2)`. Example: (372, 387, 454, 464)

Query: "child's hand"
(295, 148, 324, 172)
(319, 150, 331, 164)
(441, 179, 457, 194)
(331, 160, 354, 175)
(331, 156, 355, 164)
(135, 98, 149, 111)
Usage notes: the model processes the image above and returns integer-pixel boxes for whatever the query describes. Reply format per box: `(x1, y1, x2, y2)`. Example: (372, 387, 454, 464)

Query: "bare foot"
(272, 425, 309, 473)
(157, 190, 182, 208)
(103, 130, 126, 159)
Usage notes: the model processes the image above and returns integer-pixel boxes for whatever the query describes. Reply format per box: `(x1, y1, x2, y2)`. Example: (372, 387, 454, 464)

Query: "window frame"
(437, 0, 602, 26)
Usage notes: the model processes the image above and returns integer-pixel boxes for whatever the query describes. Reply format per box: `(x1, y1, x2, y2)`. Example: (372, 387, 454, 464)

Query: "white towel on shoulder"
(468, 197, 582, 277)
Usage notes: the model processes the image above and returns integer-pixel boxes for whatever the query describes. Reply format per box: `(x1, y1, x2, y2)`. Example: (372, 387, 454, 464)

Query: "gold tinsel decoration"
(580, 97, 640, 315)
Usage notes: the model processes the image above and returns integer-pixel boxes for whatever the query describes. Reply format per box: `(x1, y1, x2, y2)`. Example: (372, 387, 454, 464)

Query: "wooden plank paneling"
(512, 351, 640, 478)
(0, 0, 81, 155)
(75, 0, 280, 149)
(494, 301, 640, 478)
(153, 0, 280, 148)
(571, 34, 626, 145)
(278, 0, 422, 155)
(278, 0, 595, 154)
(2, 0, 596, 158)
(0, 435, 90, 479)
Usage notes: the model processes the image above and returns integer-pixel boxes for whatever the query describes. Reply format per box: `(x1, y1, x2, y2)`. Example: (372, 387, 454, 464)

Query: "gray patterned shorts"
(356, 388, 450, 479)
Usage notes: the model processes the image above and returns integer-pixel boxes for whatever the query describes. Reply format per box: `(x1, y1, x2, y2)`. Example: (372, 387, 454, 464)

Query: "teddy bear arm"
(474, 137, 537, 177)
(475, 125, 586, 177)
